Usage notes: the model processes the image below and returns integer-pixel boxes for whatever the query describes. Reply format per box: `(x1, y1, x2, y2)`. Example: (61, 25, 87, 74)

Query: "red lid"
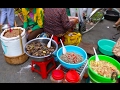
(65, 69, 80, 83)
(52, 69, 64, 80)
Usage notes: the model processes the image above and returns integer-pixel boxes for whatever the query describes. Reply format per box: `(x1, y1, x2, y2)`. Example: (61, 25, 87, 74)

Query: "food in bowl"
(88, 55, 120, 83)
(60, 52, 83, 64)
(25, 42, 55, 57)
(91, 11, 103, 23)
(57, 45, 87, 69)
(3, 29, 23, 38)
(90, 60, 120, 78)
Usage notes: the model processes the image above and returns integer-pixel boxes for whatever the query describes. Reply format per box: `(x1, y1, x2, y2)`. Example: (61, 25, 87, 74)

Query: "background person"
(21, 8, 44, 41)
(69, 8, 78, 17)
(0, 8, 15, 32)
(77, 8, 92, 22)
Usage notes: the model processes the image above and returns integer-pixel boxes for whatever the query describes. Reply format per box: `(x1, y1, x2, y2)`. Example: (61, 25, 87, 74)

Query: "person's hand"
(69, 16, 79, 22)
(73, 18, 79, 24)
(68, 28, 73, 32)
(68, 16, 78, 20)
(69, 18, 79, 24)
(27, 29, 32, 34)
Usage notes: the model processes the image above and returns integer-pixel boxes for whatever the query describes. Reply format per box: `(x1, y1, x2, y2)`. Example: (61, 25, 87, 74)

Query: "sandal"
(117, 25, 120, 31)
(113, 24, 117, 28)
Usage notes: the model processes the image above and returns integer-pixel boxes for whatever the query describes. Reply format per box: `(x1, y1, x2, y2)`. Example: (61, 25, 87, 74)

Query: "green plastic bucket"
(88, 55, 120, 83)
(88, 69, 116, 83)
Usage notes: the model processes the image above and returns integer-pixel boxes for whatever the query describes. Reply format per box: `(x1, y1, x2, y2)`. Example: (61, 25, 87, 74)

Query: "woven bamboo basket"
(4, 53, 29, 65)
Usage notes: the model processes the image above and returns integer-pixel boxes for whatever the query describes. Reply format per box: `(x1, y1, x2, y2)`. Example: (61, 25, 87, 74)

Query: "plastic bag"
(64, 31, 82, 46)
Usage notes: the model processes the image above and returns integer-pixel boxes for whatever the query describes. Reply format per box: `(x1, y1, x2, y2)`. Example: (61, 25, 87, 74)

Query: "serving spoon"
(60, 39, 66, 55)
(93, 47, 99, 62)
(47, 34, 53, 48)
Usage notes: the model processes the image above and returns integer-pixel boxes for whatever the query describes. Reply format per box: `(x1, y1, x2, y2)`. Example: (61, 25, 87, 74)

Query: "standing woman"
(77, 8, 92, 22)
(69, 8, 92, 22)
(69, 8, 78, 17)
(21, 8, 44, 41)
(0, 8, 15, 31)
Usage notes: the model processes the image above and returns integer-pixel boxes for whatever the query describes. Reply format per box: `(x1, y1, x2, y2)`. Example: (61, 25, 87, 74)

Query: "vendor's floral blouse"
(22, 8, 44, 31)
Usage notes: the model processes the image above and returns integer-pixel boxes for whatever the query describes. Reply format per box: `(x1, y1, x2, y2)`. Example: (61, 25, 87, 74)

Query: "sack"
(64, 31, 82, 46)
(104, 10, 119, 21)
(36, 32, 48, 38)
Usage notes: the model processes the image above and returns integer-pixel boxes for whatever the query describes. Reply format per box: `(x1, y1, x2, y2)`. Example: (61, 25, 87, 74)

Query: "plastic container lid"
(52, 69, 64, 80)
(65, 69, 80, 83)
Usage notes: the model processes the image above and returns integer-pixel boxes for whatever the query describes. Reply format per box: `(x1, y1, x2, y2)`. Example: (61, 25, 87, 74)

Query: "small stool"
(31, 57, 56, 79)
(52, 35, 64, 45)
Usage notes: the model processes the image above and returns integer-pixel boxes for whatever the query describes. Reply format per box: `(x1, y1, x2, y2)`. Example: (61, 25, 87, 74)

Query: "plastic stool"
(31, 57, 56, 79)
(52, 35, 64, 45)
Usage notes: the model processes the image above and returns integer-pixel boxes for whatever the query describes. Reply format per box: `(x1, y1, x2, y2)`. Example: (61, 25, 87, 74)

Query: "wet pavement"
(0, 9, 120, 83)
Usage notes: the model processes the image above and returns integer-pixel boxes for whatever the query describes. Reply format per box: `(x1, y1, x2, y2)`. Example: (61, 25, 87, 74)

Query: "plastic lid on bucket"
(65, 69, 80, 83)
(52, 69, 64, 80)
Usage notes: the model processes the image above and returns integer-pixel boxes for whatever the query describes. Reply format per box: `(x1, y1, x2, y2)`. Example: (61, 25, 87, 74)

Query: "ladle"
(93, 47, 99, 62)
(47, 34, 53, 48)
(60, 39, 66, 54)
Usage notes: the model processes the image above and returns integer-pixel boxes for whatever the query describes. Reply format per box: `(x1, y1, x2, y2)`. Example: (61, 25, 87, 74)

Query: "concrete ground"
(0, 9, 120, 83)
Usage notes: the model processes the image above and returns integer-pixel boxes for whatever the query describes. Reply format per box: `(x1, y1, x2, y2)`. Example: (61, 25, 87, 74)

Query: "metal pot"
(24, 38, 58, 61)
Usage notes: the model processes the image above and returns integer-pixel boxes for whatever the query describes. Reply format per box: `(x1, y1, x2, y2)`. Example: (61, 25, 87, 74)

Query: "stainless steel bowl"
(24, 38, 58, 59)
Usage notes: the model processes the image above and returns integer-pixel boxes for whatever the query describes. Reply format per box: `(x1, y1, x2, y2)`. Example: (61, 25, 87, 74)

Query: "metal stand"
(56, 61, 88, 82)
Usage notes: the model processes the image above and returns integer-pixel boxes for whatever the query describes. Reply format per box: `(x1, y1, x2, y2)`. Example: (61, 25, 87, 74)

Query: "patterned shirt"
(22, 8, 44, 31)
(44, 8, 75, 36)
(29, 12, 34, 20)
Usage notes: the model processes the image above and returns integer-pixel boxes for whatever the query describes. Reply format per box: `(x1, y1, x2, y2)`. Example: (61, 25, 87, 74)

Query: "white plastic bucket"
(0, 27, 27, 57)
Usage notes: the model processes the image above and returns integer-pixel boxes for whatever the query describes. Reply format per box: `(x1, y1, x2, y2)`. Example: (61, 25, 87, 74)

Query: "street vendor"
(43, 8, 79, 43)
(21, 8, 44, 41)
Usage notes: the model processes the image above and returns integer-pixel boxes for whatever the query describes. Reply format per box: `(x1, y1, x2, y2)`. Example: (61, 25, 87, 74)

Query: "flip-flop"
(113, 25, 117, 28)
(112, 32, 120, 39)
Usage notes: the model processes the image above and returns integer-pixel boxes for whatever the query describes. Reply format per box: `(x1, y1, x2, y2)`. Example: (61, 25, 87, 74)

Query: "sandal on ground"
(117, 25, 120, 31)
(113, 24, 117, 28)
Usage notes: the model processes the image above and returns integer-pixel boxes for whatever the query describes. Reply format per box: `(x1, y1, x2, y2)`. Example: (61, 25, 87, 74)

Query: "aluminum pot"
(24, 38, 58, 61)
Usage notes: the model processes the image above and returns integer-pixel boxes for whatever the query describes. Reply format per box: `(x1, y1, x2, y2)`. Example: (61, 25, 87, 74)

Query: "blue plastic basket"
(57, 45, 87, 69)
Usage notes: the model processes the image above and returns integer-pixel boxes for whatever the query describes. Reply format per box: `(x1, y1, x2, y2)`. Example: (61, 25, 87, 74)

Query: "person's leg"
(0, 8, 7, 25)
(7, 8, 15, 27)
(69, 8, 77, 17)
(114, 18, 120, 27)
(77, 8, 84, 22)
(86, 8, 92, 20)
(27, 28, 44, 41)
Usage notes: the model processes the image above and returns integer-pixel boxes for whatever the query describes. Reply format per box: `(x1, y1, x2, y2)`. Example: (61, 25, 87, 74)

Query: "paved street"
(0, 9, 120, 83)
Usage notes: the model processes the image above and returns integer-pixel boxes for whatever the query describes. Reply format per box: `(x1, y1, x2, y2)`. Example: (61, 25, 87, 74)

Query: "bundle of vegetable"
(90, 11, 104, 23)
